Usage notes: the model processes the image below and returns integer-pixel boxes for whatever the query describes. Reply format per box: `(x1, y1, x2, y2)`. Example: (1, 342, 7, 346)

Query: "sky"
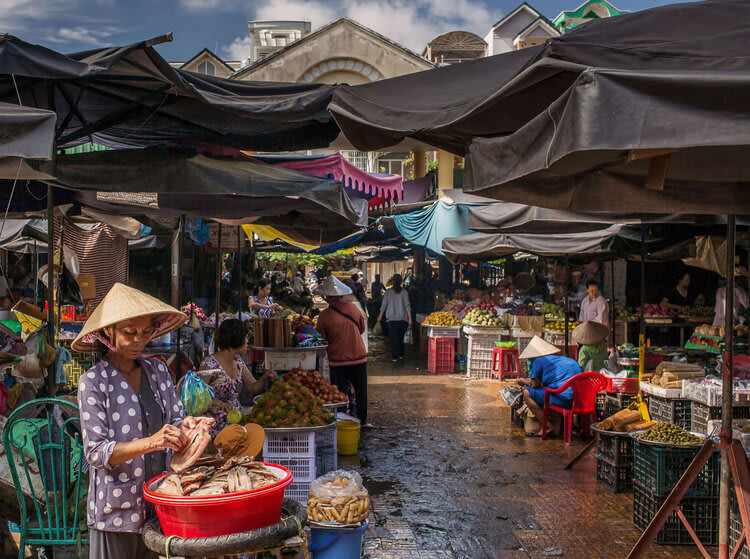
(2, 0, 676, 63)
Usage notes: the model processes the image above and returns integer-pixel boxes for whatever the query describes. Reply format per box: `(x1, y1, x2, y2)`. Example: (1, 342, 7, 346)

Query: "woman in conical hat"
(516, 336, 583, 436)
(572, 321, 610, 371)
(75, 283, 213, 559)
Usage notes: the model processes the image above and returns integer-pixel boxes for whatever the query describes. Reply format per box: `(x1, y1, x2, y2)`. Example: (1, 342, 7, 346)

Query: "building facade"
(552, 1, 629, 33)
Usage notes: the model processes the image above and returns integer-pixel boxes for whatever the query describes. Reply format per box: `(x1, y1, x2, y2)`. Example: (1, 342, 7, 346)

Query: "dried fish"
(155, 473, 183, 495)
(171, 429, 211, 473)
(157, 457, 281, 496)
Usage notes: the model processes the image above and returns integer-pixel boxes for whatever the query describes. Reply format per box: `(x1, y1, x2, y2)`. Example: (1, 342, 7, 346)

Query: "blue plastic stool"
(309, 519, 369, 559)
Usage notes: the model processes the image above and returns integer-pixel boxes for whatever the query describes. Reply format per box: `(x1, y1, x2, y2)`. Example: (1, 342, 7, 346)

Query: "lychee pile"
(283, 369, 348, 404)
(248, 378, 334, 429)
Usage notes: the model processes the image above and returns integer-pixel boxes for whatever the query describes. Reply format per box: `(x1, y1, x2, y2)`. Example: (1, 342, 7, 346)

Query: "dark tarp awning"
(35, 147, 367, 242)
(441, 226, 694, 264)
(467, 203, 747, 234)
(329, 0, 750, 159)
(0, 34, 340, 151)
(0, 102, 55, 160)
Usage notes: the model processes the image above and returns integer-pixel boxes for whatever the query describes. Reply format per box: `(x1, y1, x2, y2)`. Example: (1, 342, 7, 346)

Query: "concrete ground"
(341, 335, 705, 559)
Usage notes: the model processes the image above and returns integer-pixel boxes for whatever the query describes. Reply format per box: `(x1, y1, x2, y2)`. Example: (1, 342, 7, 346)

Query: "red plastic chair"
(541, 372, 607, 445)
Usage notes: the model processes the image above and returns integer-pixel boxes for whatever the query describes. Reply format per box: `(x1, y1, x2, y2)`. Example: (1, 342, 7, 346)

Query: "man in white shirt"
(579, 280, 609, 327)
(291, 272, 305, 294)
(713, 269, 748, 327)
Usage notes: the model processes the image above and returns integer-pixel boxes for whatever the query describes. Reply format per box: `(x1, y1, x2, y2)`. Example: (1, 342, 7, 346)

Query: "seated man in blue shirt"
(517, 336, 582, 436)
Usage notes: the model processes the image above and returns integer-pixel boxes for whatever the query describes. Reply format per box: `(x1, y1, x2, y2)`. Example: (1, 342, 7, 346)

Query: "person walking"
(377, 274, 412, 363)
(315, 276, 369, 424)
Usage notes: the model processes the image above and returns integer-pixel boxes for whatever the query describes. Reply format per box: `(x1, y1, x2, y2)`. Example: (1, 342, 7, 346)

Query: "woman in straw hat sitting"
(74, 283, 213, 559)
(315, 276, 369, 424)
(516, 336, 582, 437)
(572, 321, 610, 371)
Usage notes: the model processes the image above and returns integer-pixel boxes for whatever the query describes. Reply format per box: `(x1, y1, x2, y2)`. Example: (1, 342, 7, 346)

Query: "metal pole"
(215, 223, 222, 327)
(175, 216, 184, 378)
(610, 260, 616, 345)
(719, 215, 736, 559)
(564, 256, 569, 357)
(237, 226, 242, 319)
(46, 186, 56, 396)
(33, 240, 38, 307)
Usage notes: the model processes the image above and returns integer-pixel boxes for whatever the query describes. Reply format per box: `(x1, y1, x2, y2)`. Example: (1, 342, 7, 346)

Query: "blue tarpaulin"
(391, 197, 488, 255)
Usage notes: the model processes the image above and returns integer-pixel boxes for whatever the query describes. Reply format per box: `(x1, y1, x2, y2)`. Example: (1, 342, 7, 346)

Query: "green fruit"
(227, 409, 243, 424)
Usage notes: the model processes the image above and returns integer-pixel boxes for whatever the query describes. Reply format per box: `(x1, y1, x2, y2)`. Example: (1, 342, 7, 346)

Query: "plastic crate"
(604, 393, 636, 418)
(264, 430, 316, 457)
(427, 326, 461, 339)
(428, 337, 455, 374)
(633, 485, 718, 545)
(596, 456, 632, 493)
(596, 431, 633, 466)
(467, 333, 500, 379)
(691, 402, 750, 435)
(730, 486, 750, 559)
(633, 439, 720, 497)
(595, 392, 607, 422)
(606, 377, 640, 394)
(268, 456, 316, 482)
(648, 396, 692, 431)
(285, 480, 311, 505)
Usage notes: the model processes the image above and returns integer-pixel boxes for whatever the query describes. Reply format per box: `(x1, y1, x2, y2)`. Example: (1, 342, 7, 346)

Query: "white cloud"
(47, 26, 116, 45)
(0, 0, 78, 30)
(222, 35, 251, 60)
(220, 0, 499, 56)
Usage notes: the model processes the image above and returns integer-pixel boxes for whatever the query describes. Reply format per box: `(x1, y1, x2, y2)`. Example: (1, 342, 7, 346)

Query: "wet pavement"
(340, 335, 705, 559)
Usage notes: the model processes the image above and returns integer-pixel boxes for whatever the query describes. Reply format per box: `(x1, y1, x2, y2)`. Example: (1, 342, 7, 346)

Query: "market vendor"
(200, 318, 277, 435)
(315, 276, 368, 424)
(74, 283, 213, 559)
(516, 336, 583, 436)
(660, 271, 696, 310)
(579, 280, 609, 327)
(714, 266, 749, 327)
(572, 321, 609, 371)
(249, 278, 281, 318)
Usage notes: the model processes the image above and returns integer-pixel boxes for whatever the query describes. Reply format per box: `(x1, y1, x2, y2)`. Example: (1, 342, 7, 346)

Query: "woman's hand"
(149, 424, 187, 452)
(181, 416, 214, 433)
(212, 399, 233, 413)
(271, 303, 282, 311)
(262, 370, 278, 383)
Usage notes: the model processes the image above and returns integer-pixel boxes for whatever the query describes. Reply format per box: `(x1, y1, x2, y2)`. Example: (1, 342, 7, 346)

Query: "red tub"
(144, 463, 292, 538)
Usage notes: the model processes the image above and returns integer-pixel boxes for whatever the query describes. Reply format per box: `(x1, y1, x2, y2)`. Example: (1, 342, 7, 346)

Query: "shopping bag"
(403, 328, 413, 345)
(179, 370, 215, 416)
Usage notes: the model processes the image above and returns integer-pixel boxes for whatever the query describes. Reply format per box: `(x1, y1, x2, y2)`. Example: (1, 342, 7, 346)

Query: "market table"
(142, 498, 307, 559)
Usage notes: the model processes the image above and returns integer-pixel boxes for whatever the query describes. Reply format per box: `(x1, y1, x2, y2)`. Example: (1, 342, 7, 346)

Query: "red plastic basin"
(143, 462, 292, 538)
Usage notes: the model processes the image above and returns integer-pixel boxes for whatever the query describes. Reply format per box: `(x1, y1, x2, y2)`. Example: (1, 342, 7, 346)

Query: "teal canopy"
(391, 194, 490, 255)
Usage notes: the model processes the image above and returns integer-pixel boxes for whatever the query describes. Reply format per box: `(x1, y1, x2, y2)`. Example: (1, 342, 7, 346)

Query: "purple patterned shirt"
(77, 357, 185, 533)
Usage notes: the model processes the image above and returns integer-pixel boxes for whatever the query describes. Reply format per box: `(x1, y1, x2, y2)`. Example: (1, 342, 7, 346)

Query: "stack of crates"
(465, 326, 507, 379)
(262, 423, 337, 504)
(730, 486, 750, 559)
(595, 392, 607, 422)
(604, 393, 638, 419)
(427, 326, 460, 375)
(691, 401, 750, 435)
(648, 396, 692, 430)
(595, 431, 633, 493)
(632, 439, 720, 545)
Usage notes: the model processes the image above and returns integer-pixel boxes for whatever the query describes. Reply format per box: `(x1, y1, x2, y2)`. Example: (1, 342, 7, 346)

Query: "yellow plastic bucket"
(337, 420, 360, 455)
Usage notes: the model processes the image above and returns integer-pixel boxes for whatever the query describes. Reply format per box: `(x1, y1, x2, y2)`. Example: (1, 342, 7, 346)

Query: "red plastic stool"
(491, 347, 520, 381)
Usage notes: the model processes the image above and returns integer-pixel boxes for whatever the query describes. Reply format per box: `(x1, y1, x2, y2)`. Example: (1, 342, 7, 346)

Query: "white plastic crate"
(264, 430, 316, 457)
(285, 480, 312, 505)
(467, 334, 497, 379)
(263, 348, 317, 371)
(268, 456, 317, 482)
(427, 325, 461, 339)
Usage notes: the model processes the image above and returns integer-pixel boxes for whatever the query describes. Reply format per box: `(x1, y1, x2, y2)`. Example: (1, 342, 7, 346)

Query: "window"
(340, 150, 371, 172)
(197, 60, 215, 76)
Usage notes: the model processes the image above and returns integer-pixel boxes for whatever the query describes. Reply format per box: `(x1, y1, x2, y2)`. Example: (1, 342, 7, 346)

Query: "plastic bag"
(57, 262, 83, 306)
(403, 328, 413, 345)
(308, 470, 370, 525)
(372, 322, 382, 335)
(179, 370, 215, 416)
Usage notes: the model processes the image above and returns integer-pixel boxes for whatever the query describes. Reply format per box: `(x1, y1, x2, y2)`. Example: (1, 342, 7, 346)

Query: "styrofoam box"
(264, 348, 317, 371)
(640, 381, 682, 399)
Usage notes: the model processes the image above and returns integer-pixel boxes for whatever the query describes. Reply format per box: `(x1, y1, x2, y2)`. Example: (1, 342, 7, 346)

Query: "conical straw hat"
(314, 276, 352, 297)
(571, 321, 609, 345)
(519, 336, 561, 360)
(72, 283, 186, 352)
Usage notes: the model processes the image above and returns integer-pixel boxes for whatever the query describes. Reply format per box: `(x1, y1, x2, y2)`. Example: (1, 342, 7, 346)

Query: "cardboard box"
(76, 274, 96, 301)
